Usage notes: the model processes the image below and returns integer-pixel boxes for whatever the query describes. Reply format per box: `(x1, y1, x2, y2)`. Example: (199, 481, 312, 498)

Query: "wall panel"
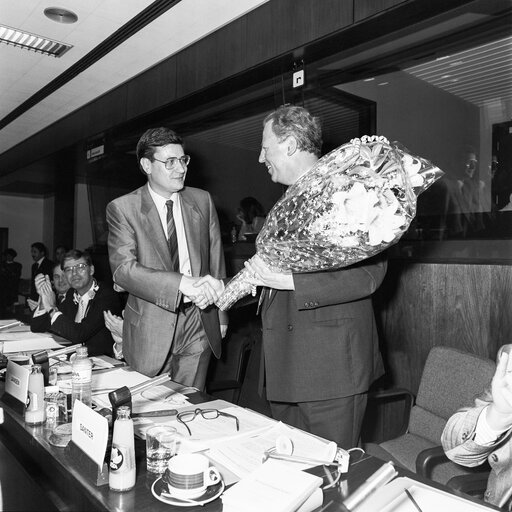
(126, 57, 177, 119)
(375, 261, 509, 396)
(177, 18, 246, 97)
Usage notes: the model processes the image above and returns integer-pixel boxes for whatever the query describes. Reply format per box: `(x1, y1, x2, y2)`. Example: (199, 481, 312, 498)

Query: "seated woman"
(237, 197, 266, 241)
(441, 344, 512, 509)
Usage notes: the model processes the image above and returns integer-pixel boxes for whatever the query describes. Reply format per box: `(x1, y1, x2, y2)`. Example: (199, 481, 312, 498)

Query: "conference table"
(0, 368, 500, 512)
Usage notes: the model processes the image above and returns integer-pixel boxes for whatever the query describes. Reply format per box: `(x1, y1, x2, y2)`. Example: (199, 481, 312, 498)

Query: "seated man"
(442, 344, 512, 509)
(51, 261, 70, 303)
(31, 249, 121, 356)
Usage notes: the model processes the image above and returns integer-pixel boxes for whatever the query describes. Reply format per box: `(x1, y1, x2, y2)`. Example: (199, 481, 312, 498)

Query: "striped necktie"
(166, 199, 180, 272)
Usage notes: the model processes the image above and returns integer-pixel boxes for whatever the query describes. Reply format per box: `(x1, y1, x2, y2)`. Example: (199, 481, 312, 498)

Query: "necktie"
(166, 199, 180, 272)
(75, 296, 86, 323)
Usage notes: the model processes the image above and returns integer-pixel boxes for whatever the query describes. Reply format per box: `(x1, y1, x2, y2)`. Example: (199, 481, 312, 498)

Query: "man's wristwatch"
(48, 307, 58, 316)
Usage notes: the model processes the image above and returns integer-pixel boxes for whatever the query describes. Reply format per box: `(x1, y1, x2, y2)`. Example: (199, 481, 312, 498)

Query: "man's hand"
(27, 298, 38, 311)
(34, 273, 48, 295)
(244, 255, 295, 290)
(486, 349, 512, 431)
(39, 284, 57, 313)
(179, 275, 224, 309)
(104, 310, 123, 343)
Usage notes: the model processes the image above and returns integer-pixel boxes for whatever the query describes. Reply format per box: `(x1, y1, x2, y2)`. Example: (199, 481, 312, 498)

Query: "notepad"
(221, 458, 323, 512)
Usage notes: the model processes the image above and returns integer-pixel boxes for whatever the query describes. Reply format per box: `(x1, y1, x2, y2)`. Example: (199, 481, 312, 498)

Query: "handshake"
(179, 275, 224, 310)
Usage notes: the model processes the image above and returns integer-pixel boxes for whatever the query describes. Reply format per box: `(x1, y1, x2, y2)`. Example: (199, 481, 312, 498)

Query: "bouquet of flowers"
(216, 135, 443, 311)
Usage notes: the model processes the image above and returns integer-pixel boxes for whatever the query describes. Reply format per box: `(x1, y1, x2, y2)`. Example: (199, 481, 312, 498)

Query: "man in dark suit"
(51, 261, 70, 304)
(245, 105, 387, 448)
(30, 249, 121, 356)
(28, 242, 54, 306)
(106, 127, 227, 389)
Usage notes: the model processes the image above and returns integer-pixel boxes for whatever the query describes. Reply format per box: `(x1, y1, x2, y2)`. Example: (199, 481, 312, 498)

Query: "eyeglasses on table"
(176, 408, 239, 436)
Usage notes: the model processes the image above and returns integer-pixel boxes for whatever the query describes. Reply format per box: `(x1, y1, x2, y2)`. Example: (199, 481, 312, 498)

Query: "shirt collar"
(73, 279, 99, 304)
(147, 183, 180, 211)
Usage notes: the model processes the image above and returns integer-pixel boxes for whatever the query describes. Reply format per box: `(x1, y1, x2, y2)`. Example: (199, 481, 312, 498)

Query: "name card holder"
(64, 400, 110, 486)
(64, 441, 109, 486)
(1, 361, 30, 415)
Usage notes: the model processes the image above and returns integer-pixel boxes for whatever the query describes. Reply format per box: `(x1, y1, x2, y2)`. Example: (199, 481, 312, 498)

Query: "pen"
(0, 321, 21, 331)
(404, 489, 423, 512)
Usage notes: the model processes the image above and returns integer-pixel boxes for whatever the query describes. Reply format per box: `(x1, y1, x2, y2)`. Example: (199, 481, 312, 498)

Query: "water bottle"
(109, 405, 136, 492)
(71, 346, 92, 410)
(25, 364, 46, 426)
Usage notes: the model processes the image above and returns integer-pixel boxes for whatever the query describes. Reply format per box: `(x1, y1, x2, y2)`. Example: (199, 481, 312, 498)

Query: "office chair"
(207, 338, 253, 404)
(364, 346, 496, 486)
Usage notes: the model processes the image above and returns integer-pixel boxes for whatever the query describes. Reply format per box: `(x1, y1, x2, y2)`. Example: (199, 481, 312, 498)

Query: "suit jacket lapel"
(180, 190, 201, 276)
(140, 185, 174, 270)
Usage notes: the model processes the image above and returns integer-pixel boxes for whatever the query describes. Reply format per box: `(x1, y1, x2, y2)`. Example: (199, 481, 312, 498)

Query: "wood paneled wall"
(374, 260, 512, 395)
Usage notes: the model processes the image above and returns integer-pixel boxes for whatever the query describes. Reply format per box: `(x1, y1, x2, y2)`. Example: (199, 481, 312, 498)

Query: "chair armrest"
(447, 471, 490, 497)
(367, 387, 415, 437)
(416, 445, 450, 478)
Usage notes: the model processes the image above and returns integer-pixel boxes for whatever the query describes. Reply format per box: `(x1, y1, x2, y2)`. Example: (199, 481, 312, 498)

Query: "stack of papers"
(0, 331, 62, 353)
(209, 422, 337, 479)
(222, 459, 323, 512)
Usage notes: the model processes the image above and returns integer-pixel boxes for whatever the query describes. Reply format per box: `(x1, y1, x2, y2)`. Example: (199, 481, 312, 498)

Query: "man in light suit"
(245, 106, 386, 448)
(442, 345, 512, 510)
(106, 127, 227, 389)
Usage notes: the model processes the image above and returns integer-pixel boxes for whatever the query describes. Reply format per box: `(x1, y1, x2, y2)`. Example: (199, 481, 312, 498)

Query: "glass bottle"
(109, 405, 136, 492)
(25, 364, 46, 426)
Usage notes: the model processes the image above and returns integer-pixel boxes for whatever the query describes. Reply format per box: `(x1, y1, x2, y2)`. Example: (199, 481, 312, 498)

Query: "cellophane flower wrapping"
(216, 136, 443, 311)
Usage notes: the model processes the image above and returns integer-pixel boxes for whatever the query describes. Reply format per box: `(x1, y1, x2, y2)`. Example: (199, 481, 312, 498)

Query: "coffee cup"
(163, 453, 221, 499)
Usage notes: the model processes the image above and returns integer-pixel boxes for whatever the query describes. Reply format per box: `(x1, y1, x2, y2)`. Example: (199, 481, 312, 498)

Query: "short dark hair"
(239, 197, 265, 224)
(31, 242, 47, 256)
(136, 127, 184, 173)
(5, 248, 17, 258)
(263, 105, 322, 157)
(62, 249, 93, 269)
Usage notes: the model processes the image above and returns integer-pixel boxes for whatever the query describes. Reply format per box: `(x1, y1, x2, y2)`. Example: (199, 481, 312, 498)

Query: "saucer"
(152, 477, 224, 507)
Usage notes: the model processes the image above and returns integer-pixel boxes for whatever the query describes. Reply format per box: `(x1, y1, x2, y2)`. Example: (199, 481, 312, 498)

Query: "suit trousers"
(269, 392, 368, 449)
(160, 304, 211, 390)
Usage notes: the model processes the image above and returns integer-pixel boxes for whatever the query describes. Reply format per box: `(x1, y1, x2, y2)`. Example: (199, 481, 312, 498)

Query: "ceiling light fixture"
(0, 24, 72, 57)
(44, 7, 78, 24)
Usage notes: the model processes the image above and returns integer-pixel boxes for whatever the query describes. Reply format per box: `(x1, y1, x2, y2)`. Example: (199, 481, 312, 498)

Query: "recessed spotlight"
(44, 7, 78, 24)
(441, 75, 452, 79)
(378, 82, 389, 86)
(449, 61, 464, 66)
(364, 78, 375, 82)
(436, 55, 451, 61)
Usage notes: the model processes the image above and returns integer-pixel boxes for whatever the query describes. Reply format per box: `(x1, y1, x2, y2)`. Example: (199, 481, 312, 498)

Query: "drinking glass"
(146, 425, 180, 474)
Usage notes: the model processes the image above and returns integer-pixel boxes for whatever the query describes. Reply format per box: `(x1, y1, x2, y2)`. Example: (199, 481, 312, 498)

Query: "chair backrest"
(408, 346, 496, 444)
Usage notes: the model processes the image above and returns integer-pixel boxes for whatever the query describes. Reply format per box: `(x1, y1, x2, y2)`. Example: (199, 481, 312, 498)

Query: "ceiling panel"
(0, 0, 269, 155)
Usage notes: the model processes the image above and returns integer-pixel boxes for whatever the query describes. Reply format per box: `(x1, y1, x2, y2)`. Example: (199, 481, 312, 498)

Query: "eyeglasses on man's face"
(153, 155, 191, 170)
(63, 263, 89, 275)
(177, 408, 239, 436)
